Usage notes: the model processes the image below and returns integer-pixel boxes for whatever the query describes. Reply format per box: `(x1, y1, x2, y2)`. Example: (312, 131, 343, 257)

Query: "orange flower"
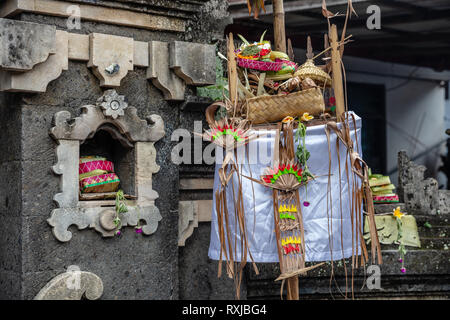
(282, 116, 294, 123)
(301, 113, 314, 122)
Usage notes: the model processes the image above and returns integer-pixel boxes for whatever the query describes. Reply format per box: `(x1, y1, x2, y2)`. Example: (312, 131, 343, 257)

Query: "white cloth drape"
(208, 113, 363, 262)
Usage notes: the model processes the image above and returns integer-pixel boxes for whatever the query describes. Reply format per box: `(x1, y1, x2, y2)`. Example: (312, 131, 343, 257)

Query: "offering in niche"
(79, 156, 120, 193)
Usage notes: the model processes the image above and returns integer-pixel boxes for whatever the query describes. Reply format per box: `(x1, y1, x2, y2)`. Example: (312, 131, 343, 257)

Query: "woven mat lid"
(294, 59, 331, 87)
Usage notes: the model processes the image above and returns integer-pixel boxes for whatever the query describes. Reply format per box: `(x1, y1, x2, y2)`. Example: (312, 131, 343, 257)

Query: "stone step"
(374, 204, 450, 223)
(380, 237, 450, 250)
(417, 225, 449, 238)
(247, 274, 450, 300)
(246, 249, 450, 281)
(374, 203, 406, 214)
(414, 214, 450, 227)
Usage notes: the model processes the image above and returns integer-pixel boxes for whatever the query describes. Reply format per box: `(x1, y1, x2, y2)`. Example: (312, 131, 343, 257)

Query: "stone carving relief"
(398, 151, 450, 215)
(87, 33, 134, 87)
(147, 40, 186, 101)
(170, 41, 216, 86)
(0, 29, 68, 93)
(178, 201, 199, 247)
(0, 18, 56, 71)
(0, 18, 217, 98)
(178, 199, 212, 246)
(97, 89, 128, 119)
(48, 90, 165, 242)
(34, 270, 103, 300)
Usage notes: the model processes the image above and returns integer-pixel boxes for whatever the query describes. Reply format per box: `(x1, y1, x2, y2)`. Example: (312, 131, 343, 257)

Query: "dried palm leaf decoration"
(197, 102, 259, 299)
(243, 117, 324, 300)
(319, 0, 382, 299)
(323, 113, 382, 299)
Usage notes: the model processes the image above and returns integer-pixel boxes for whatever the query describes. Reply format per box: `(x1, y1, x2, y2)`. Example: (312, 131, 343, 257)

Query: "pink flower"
(398, 258, 403, 263)
(135, 228, 142, 234)
(303, 201, 310, 207)
(116, 230, 121, 236)
(400, 268, 406, 273)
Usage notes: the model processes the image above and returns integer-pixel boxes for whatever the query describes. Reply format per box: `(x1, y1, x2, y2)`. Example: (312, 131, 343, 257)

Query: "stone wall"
(0, 0, 231, 300)
(0, 92, 23, 299)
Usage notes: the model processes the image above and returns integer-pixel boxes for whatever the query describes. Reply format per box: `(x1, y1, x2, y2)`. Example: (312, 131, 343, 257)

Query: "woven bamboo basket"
(244, 87, 325, 124)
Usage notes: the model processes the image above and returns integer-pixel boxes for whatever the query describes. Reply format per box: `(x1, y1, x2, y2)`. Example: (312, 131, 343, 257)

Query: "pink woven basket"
(237, 58, 284, 71)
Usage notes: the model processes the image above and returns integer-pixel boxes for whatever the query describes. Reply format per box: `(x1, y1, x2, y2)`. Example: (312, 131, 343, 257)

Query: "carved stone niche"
(48, 89, 165, 242)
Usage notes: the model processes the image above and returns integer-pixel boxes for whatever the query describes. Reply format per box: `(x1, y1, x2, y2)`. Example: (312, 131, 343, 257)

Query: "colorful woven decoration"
(200, 117, 256, 151)
(237, 58, 284, 72)
(235, 32, 296, 73)
(242, 117, 324, 299)
(282, 235, 301, 254)
(279, 204, 297, 220)
(210, 124, 247, 142)
(79, 156, 120, 193)
(249, 160, 312, 192)
(373, 195, 399, 203)
(80, 173, 120, 193)
(79, 159, 114, 175)
(262, 163, 303, 184)
(199, 104, 260, 299)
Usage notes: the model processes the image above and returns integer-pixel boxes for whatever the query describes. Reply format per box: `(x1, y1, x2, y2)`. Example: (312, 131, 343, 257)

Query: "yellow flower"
(282, 116, 294, 123)
(301, 112, 314, 122)
(393, 207, 405, 219)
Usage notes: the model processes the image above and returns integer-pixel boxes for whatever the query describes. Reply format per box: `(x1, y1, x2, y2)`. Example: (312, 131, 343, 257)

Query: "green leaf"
(237, 34, 250, 46)
(259, 30, 267, 43)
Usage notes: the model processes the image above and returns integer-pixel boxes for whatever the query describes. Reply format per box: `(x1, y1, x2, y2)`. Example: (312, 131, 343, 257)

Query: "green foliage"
(240, 44, 261, 57)
(396, 216, 407, 266)
(295, 122, 312, 179)
(196, 56, 229, 101)
(294, 121, 314, 201)
(114, 190, 128, 230)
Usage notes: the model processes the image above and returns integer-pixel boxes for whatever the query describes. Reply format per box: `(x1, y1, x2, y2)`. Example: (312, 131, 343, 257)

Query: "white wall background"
(294, 48, 450, 188)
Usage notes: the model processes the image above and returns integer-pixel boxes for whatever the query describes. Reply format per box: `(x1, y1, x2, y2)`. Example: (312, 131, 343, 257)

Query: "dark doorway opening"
(347, 82, 387, 174)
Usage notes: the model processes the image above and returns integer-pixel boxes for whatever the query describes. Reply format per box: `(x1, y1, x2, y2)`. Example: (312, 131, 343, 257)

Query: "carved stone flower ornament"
(97, 89, 128, 119)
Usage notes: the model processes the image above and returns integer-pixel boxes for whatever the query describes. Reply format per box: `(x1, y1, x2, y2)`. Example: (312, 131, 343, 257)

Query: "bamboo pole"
(273, 0, 286, 53)
(286, 276, 299, 300)
(329, 24, 345, 122)
(227, 32, 238, 106)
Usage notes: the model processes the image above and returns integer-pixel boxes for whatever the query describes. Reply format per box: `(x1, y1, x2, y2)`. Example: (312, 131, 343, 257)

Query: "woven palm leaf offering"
(294, 36, 332, 89)
(197, 101, 260, 299)
(205, 0, 382, 301)
(243, 116, 324, 297)
(79, 156, 120, 193)
(229, 32, 327, 125)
